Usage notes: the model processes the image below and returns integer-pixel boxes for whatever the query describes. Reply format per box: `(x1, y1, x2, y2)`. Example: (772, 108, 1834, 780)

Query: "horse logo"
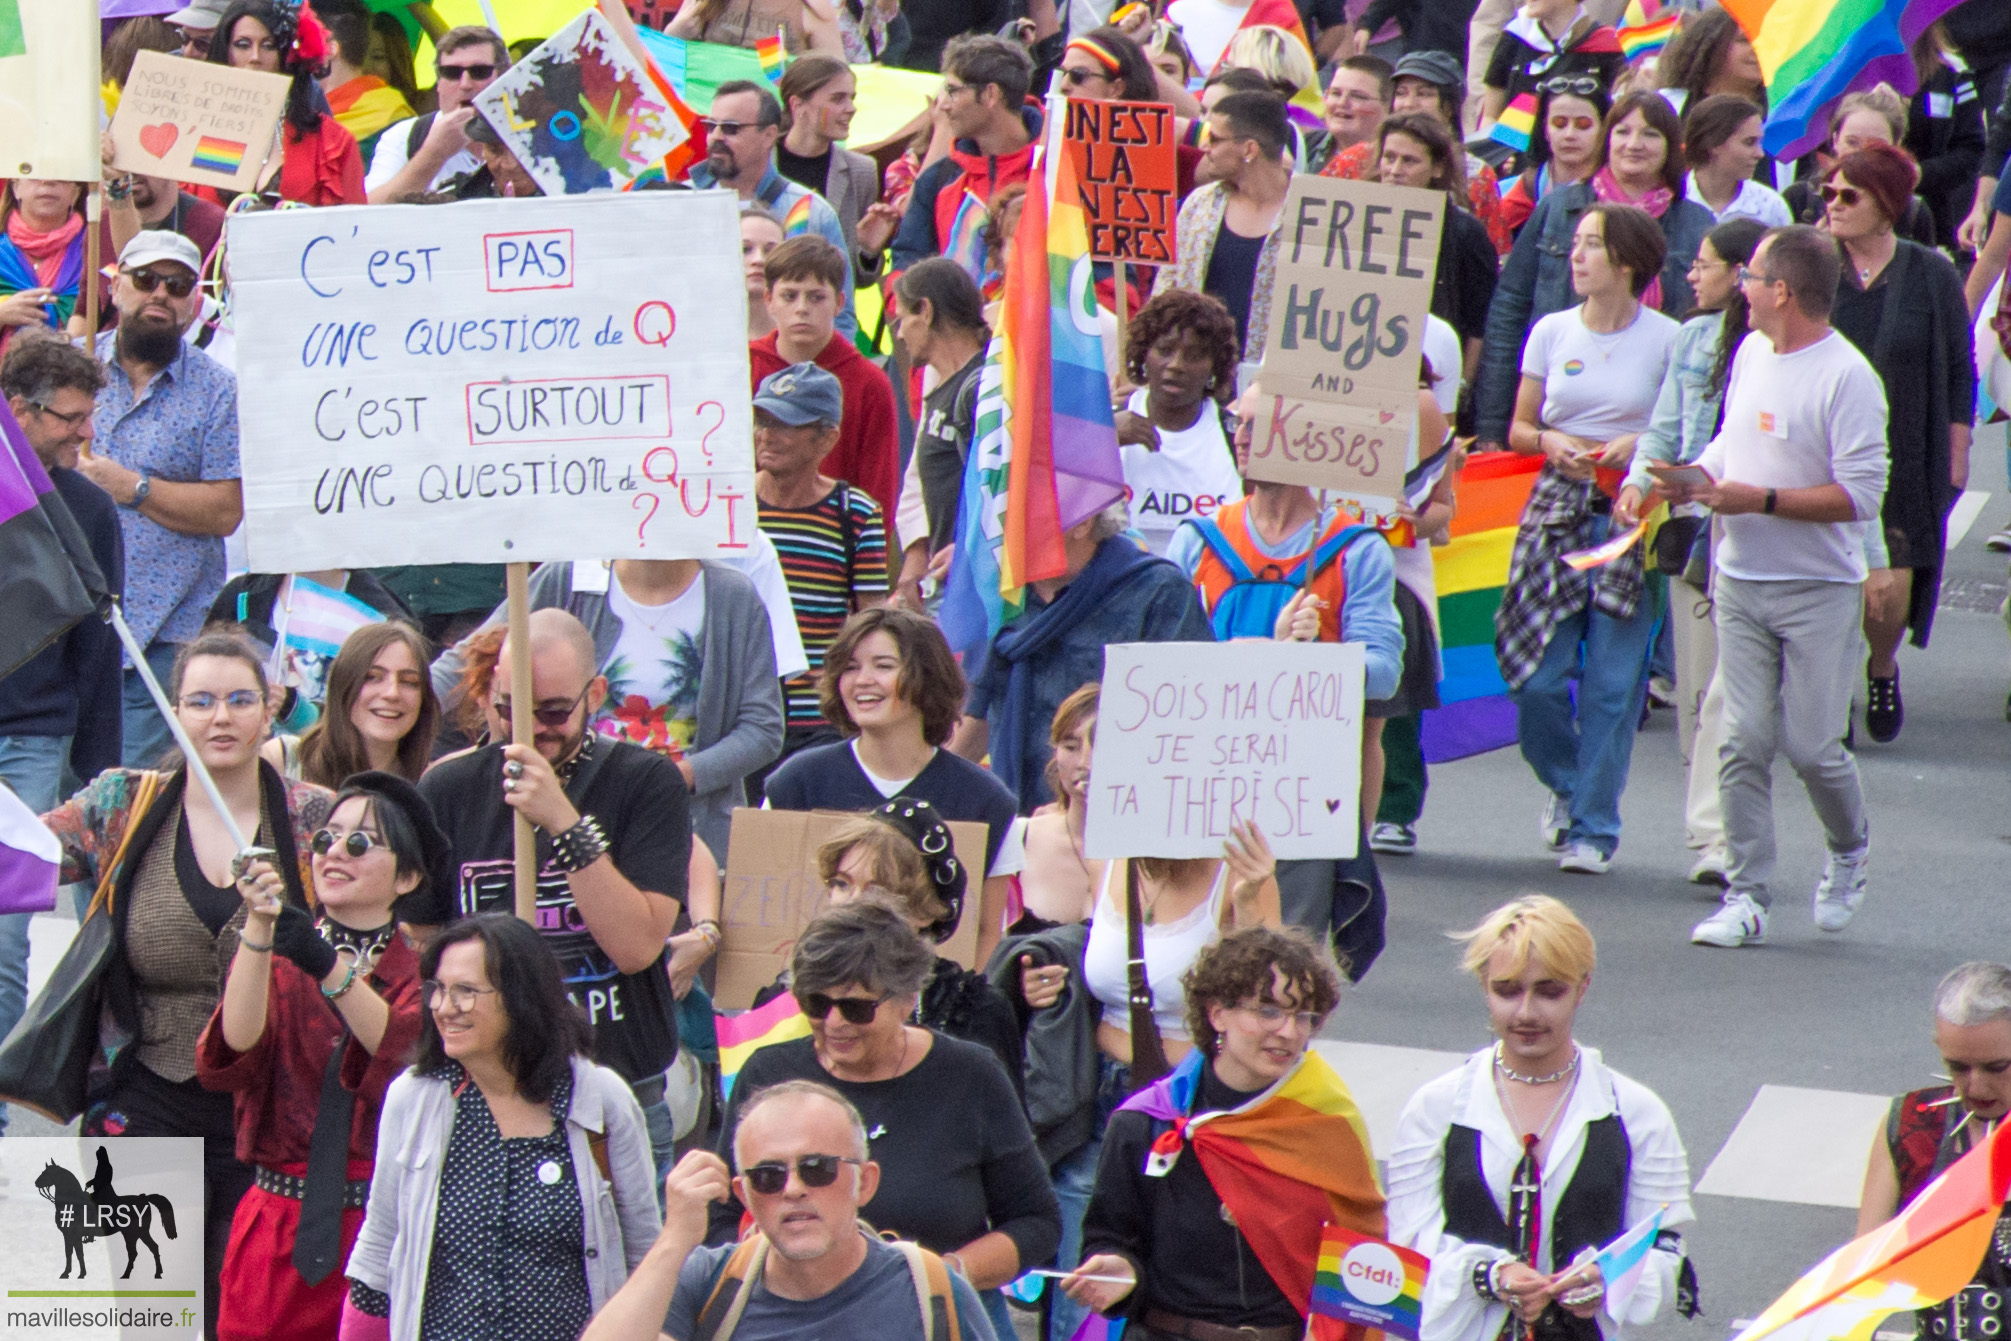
(33, 1145, 179, 1280)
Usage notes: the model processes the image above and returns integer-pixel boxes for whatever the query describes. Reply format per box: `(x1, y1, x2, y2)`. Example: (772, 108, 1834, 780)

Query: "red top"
(749, 330, 901, 522)
(278, 118, 367, 207)
(195, 931, 424, 1171)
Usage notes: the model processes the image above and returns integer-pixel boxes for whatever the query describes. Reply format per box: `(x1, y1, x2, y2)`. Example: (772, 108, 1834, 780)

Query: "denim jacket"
(1626, 311, 1725, 492)
(1475, 180, 1714, 444)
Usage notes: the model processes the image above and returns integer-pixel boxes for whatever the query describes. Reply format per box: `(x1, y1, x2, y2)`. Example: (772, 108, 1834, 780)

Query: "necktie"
(293, 1025, 354, 1285)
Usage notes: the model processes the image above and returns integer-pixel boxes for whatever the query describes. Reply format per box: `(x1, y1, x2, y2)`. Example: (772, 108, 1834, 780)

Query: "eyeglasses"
(699, 117, 770, 136)
(437, 62, 496, 82)
(825, 876, 894, 902)
(125, 267, 197, 299)
(1057, 66, 1109, 88)
(1237, 1002, 1322, 1032)
(939, 79, 975, 100)
(741, 1154, 864, 1196)
(1536, 75, 1602, 97)
(179, 31, 210, 56)
(1819, 184, 1863, 207)
(179, 689, 263, 713)
(312, 827, 385, 859)
(493, 683, 592, 729)
(422, 980, 499, 1012)
(795, 991, 890, 1025)
(24, 400, 91, 430)
(1737, 265, 1775, 285)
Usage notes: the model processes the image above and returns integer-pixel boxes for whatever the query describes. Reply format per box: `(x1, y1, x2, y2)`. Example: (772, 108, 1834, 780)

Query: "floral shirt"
(1152, 181, 1284, 365)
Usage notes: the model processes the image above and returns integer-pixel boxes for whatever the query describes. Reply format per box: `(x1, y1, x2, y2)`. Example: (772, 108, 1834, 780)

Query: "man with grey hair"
(1854, 961, 2011, 1340)
(581, 1080, 996, 1341)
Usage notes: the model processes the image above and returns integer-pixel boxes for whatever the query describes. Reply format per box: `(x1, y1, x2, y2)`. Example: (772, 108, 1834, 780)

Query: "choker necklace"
(556, 732, 595, 784)
(321, 918, 397, 967)
(1493, 1042, 1579, 1085)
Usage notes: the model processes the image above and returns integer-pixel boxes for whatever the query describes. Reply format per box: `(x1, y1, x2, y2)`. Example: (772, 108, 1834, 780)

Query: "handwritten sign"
(1084, 641, 1365, 861)
(1063, 98, 1178, 265)
(1248, 175, 1442, 504)
(109, 50, 288, 192)
(227, 192, 755, 571)
(717, 809, 988, 1009)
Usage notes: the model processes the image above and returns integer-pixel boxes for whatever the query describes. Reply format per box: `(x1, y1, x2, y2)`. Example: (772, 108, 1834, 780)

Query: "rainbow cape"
(1119, 1049, 1387, 1340)
(0, 228, 82, 331)
(1724, 0, 1969, 158)
(714, 991, 811, 1101)
(1220, 0, 1328, 132)
(939, 98, 1126, 652)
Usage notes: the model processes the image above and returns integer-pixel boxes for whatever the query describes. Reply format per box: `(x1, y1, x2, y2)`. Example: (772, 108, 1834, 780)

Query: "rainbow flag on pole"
(1219, 0, 1328, 130)
(940, 98, 1127, 653)
(1312, 1224, 1430, 1339)
(1724, 0, 1969, 157)
(754, 29, 785, 83)
(1490, 93, 1538, 152)
(715, 991, 811, 1101)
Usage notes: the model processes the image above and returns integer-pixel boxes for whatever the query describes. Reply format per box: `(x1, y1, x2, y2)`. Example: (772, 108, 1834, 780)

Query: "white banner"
(1083, 640, 1364, 861)
(229, 192, 756, 571)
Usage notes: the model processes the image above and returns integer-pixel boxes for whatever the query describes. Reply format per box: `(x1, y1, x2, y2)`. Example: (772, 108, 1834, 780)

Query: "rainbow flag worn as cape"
(714, 991, 811, 1101)
(1119, 1049, 1387, 1341)
(1734, 1116, 2011, 1341)
(939, 98, 1127, 653)
(1219, 0, 1328, 132)
(1723, 0, 1969, 157)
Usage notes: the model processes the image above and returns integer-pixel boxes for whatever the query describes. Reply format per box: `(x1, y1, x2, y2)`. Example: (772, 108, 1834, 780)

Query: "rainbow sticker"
(1311, 1224, 1430, 1341)
(1563, 359, 1585, 375)
(189, 134, 248, 175)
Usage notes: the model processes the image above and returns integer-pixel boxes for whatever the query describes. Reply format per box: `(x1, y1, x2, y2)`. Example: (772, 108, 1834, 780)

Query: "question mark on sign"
(633, 492, 660, 546)
(693, 401, 725, 467)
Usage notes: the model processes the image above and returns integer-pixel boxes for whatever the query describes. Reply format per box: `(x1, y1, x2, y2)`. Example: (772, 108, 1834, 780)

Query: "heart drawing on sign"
(1324, 799, 1341, 814)
(1378, 409, 1396, 423)
(138, 123, 180, 159)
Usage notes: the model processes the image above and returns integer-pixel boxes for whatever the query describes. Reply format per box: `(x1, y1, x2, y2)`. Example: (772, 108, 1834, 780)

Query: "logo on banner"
(1311, 1223, 1431, 1340)
(34, 1145, 180, 1279)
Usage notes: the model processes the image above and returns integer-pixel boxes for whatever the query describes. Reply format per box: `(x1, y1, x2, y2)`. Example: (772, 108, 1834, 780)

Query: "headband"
(1065, 37, 1123, 74)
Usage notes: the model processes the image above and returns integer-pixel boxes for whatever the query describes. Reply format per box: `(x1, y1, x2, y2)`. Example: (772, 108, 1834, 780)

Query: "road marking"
(1695, 1084, 1889, 1207)
(1947, 489, 1990, 550)
(1314, 1039, 1467, 1155)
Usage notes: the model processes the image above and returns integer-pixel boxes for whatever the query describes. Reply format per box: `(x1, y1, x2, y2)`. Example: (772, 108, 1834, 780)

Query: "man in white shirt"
(1670, 225, 1890, 949)
(364, 25, 509, 202)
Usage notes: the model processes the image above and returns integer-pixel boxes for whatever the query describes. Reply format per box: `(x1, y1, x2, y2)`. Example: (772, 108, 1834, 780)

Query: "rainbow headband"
(1065, 36, 1123, 73)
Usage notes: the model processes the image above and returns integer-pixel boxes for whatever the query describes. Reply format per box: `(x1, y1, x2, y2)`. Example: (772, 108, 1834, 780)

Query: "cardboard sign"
(227, 192, 755, 571)
(109, 51, 288, 192)
(0, 0, 100, 180)
(474, 9, 689, 197)
(1084, 641, 1365, 861)
(1248, 175, 1443, 504)
(716, 809, 989, 1009)
(1063, 98, 1178, 265)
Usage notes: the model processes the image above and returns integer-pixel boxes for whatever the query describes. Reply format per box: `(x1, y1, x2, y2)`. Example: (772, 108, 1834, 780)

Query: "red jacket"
(749, 331, 901, 522)
(887, 104, 1042, 274)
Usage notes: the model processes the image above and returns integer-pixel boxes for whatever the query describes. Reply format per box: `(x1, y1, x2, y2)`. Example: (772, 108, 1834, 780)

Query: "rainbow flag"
(1617, 12, 1681, 60)
(939, 99, 1127, 651)
(604, 0, 705, 185)
(1120, 1050, 1386, 1341)
(1312, 1224, 1429, 1338)
(780, 192, 813, 236)
(1490, 93, 1538, 152)
(1220, 0, 1328, 134)
(714, 991, 811, 1101)
(190, 135, 249, 175)
(754, 30, 785, 83)
(1724, 0, 1969, 158)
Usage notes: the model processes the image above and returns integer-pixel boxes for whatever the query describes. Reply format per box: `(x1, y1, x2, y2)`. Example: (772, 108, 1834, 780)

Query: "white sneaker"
(1692, 894, 1768, 947)
(1688, 852, 1729, 887)
(1540, 794, 1569, 850)
(1368, 821, 1417, 854)
(1985, 526, 2011, 554)
(1813, 845, 1869, 931)
(1557, 842, 1611, 874)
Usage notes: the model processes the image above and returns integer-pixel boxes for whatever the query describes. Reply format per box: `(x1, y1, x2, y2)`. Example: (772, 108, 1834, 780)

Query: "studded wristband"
(550, 815, 609, 873)
(1475, 1260, 1502, 1302)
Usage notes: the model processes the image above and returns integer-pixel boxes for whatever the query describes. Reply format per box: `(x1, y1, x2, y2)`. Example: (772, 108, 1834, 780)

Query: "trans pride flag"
(940, 99, 1127, 653)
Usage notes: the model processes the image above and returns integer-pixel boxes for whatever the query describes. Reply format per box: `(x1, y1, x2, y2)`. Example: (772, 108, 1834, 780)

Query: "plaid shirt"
(1492, 465, 1646, 690)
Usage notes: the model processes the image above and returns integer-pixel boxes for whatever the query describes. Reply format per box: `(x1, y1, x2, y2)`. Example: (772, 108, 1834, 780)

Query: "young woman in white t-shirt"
(1504, 203, 1680, 875)
(1112, 289, 1246, 554)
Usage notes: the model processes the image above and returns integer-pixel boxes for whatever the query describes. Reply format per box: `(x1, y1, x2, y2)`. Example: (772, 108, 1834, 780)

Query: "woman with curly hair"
(1657, 5, 1766, 120)
(207, 0, 365, 205)
(1114, 288, 1245, 554)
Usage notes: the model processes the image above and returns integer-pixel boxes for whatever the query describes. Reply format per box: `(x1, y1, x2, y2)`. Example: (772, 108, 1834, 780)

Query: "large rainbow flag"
(940, 99, 1127, 652)
(1723, 0, 1969, 157)
(1118, 1049, 1387, 1341)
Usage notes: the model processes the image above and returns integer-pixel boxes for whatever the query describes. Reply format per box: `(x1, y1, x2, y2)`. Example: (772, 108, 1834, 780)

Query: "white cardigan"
(344, 1055, 663, 1341)
(1387, 1045, 1694, 1341)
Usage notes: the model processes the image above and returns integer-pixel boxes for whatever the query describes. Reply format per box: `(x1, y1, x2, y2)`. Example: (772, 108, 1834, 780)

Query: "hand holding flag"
(1548, 1205, 1668, 1316)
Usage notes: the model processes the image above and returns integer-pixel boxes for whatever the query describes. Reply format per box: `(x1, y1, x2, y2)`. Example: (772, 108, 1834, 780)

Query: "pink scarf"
(1590, 167, 1671, 308)
(6, 209, 84, 287)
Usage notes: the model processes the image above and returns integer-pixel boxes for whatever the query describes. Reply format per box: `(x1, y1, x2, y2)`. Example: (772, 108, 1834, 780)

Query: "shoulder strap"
(757, 174, 790, 210)
(1189, 518, 1256, 583)
(405, 111, 435, 160)
(87, 770, 162, 923)
(891, 1240, 961, 1341)
(1307, 522, 1376, 579)
(692, 1235, 768, 1341)
(1124, 860, 1171, 1088)
(834, 481, 857, 597)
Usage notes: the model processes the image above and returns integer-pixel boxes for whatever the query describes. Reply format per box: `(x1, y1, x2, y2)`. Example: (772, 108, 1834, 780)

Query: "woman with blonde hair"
(1389, 895, 1696, 1341)
(1013, 684, 1103, 933)
(1221, 25, 1316, 102)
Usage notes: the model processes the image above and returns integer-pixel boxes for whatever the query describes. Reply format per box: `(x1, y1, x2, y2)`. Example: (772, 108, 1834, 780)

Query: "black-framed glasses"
(422, 980, 499, 1012)
(1535, 75, 1601, 97)
(795, 991, 890, 1025)
(494, 683, 592, 729)
(179, 689, 262, 713)
(25, 400, 91, 430)
(125, 267, 197, 299)
(312, 827, 384, 859)
(741, 1154, 864, 1196)
(437, 62, 496, 82)
(1819, 184, 1863, 207)
(939, 79, 976, 100)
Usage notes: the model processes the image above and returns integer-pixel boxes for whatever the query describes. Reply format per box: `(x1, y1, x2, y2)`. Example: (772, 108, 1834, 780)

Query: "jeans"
(1048, 1056, 1131, 1341)
(1510, 593, 1659, 858)
(121, 639, 182, 770)
(638, 1093, 676, 1209)
(0, 733, 68, 1137)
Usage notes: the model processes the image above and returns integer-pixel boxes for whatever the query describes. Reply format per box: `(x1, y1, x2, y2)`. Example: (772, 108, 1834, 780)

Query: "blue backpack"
(1184, 516, 1377, 641)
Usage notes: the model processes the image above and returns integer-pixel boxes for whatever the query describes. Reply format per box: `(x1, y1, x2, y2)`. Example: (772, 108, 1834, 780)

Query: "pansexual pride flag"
(190, 134, 248, 175)
(940, 99, 1126, 652)
(1312, 1224, 1429, 1339)
(1723, 0, 1968, 157)
(715, 991, 810, 1100)
(1490, 93, 1538, 152)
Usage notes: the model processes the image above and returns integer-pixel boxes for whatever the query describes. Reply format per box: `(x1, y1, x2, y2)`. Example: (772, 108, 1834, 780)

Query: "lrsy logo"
(33, 1146, 180, 1280)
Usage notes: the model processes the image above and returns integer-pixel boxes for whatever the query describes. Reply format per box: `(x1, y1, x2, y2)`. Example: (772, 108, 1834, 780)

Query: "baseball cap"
(165, 0, 227, 29)
(1393, 50, 1465, 90)
(119, 230, 202, 275)
(752, 362, 843, 427)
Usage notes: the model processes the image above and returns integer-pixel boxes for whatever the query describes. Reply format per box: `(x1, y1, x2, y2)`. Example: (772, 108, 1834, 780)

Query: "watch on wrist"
(125, 475, 152, 509)
(1763, 487, 1778, 515)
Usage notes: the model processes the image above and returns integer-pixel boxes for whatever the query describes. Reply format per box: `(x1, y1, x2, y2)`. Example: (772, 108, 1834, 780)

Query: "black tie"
(293, 1026, 353, 1285)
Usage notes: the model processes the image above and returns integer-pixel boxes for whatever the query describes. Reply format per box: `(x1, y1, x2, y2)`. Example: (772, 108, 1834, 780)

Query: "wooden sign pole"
(1113, 258, 1128, 379)
(505, 562, 536, 924)
(82, 184, 100, 338)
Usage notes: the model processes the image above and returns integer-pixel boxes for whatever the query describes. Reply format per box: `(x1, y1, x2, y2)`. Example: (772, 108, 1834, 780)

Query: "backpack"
(1186, 513, 1376, 641)
(692, 1231, 964, 1341)
(404, 111, 436, 161)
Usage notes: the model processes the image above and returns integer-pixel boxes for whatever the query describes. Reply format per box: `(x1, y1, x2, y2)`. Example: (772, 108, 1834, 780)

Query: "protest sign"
(1248, 175, 1442, 504)
(1084, 641, 1365, 861)
(1063, 98, 1177, 265)
(227, 191, 755, 571)
(0, 0, 100, 180)
(109, 51, 289, 193)
(715, 809, 987, 1009)
(474, 9, 688, 197)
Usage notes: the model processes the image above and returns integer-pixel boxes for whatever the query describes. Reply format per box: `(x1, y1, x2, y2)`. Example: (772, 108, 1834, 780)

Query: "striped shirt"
(758, 483, 889, 727)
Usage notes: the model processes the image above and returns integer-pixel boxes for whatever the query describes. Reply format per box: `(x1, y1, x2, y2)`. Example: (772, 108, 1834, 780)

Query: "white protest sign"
(228, 192, 756, 571)
(1084, 641, 1365, 861)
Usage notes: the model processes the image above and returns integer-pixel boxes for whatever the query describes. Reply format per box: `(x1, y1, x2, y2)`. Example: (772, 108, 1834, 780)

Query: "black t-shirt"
(1434, 206, 1501, 343)
(777, 144, 833, 199)
(414, 739, 692, 1083)
(915, 350, 986, 553)
(1483, 27, 1626, 105)
(1205, 223, 1267, 355)
(763, 740, 1020, 874)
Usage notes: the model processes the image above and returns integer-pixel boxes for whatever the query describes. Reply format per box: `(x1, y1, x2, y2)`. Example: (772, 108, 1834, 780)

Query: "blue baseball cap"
(752, 362, 843, 428)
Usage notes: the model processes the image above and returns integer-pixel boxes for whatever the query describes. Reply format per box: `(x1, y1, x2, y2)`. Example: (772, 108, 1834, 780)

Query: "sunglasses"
(437, 62, 496, 82)
(1536, 75, 1601, 96)
(493, 683, 592, 729)
(699, 117, 768, 136)
(1819, 184, 1863, 207)
(126, 267, 197, 298)
(179, 689, 262, 713)
(795, 991, 890, 1025)
(312, 827, 384, 859)
(741, 1154, 864, 1196)
(1057, 66, 1109, 88)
